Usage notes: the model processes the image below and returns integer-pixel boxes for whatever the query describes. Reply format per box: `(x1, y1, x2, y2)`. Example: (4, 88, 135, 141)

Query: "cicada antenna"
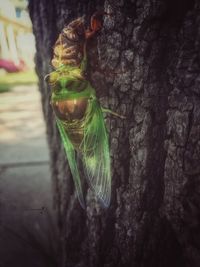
(44, 73, 50, 82)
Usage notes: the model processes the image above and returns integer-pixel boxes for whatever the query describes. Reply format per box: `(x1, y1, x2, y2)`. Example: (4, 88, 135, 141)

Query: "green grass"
(0, 70, 38, 93)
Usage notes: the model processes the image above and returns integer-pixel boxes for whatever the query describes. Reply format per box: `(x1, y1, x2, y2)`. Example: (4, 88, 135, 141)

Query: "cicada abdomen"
(46, 13, 113, 208)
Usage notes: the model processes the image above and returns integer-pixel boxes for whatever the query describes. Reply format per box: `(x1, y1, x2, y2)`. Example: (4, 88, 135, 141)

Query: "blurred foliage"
(0, 70, 38, 93)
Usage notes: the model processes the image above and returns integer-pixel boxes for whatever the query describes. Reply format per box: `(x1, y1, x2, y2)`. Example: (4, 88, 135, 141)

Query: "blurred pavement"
(0, 85, 58, 267)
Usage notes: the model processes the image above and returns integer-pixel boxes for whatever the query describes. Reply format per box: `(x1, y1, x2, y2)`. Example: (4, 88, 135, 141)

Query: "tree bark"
(29, 0, 200, 266)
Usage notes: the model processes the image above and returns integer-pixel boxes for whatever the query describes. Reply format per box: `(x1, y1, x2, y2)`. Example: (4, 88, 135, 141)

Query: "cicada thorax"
(49, 68, 92, 150)
(54, 98, 88, 150)
(52, 17, 86, 69)
(53, 98, 88, 121)
(53, 97, 90, 150)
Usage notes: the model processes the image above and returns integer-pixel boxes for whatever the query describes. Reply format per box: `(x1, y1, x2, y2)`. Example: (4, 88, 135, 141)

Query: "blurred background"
(0, 1, 58, 266)
(0, 0, 36, 88)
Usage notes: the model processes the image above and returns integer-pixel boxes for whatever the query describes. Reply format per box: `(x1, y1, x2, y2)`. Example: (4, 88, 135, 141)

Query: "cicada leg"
(85, 11, 112, 39)
(85, 12, 102, 39)
(101, 107, 126, 119)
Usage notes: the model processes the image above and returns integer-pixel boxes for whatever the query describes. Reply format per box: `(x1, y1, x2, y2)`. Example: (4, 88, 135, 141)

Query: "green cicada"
(46, 13, 123, 208)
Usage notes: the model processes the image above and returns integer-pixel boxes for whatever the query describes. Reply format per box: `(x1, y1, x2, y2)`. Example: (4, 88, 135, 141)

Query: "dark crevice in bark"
(183, 107, 194, 174)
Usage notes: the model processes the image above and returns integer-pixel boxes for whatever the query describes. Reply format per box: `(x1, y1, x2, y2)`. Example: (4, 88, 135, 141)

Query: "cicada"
(45, 12, 123, 208)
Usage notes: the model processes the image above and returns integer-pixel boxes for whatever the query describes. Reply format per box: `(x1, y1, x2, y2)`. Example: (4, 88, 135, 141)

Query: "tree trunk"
(29, 0, 200, 266)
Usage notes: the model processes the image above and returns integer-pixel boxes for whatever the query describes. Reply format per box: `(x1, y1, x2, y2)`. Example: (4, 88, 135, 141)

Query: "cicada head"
(45, 66, 83, 89)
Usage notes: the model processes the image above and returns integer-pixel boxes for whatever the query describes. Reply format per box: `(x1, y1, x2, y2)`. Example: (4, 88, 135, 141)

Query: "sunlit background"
(0, 0, 37, 92)
(0, 0, 35, 66)
(0, 1, 57, 266)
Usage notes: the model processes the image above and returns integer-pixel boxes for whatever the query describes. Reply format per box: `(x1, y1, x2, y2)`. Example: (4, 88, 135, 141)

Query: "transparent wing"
(81, 99, 111, 207)
(56, 118, 85, 208)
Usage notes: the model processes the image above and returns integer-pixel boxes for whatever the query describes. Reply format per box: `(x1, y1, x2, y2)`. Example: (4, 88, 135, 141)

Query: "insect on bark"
(45, 12, 124, 208)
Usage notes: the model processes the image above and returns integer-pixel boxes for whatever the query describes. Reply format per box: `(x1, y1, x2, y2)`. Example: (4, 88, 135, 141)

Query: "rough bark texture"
(29, 0, 200, 266)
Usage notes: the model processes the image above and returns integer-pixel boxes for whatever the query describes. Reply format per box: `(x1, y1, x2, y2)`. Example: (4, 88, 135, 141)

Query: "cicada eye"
(51, 81, 61, 94)
(45, 71, 60, 85)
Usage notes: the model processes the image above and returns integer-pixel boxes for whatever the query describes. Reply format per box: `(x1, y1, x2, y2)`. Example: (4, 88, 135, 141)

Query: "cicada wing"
(81, 99, 111, 207)
(56, 118, 85, 208)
